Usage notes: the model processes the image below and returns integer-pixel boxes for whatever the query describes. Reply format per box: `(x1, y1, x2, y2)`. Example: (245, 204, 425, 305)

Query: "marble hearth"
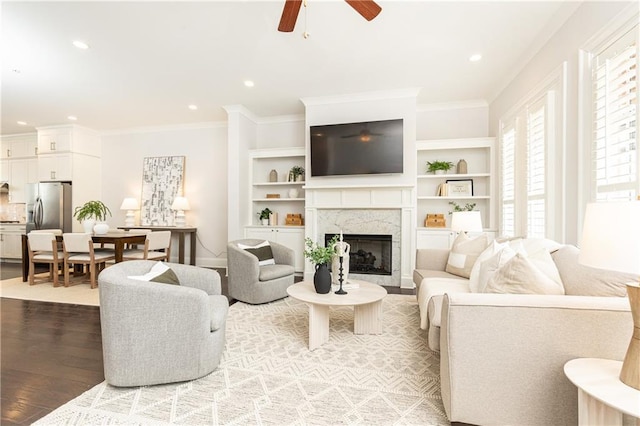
(317, 209, 401, 287)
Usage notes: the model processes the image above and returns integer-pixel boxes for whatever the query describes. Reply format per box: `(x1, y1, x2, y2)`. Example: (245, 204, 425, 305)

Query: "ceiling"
(1, 1, 580, 135)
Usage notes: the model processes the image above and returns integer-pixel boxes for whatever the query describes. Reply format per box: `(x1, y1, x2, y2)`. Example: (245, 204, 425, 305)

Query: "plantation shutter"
(527, 103, 546, 238)
(501, 123, 516, 237)
(592, 26, 638, 201)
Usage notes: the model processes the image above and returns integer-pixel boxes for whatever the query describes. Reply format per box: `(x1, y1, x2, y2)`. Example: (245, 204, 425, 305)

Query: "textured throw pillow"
(484, 253, 565, 295)
(128, 262, 180, 285)
(446, 232, 489, 279)
(469, 240, 507, 292)
(477, 245, 517, 293)
(238, 240, 275, 266)
(526, 248, 563, 286)
(551, 245, 637, 297)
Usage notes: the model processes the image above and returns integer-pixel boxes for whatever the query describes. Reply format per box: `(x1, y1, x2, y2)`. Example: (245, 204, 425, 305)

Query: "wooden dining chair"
(62, 233, 115, 288)
(122, 231, 171, 261)
(27, 232, 65, 287)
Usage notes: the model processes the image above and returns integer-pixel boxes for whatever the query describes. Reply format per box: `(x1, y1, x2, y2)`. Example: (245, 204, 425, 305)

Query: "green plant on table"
(73, 200, 112, 222)
(426, 160, 454, 173)
(303, 235, 339, 265)
(289, 166, 305, 180)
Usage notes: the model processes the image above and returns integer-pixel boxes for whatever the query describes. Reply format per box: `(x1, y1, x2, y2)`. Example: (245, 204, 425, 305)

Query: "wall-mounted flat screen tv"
(310, 118, 403, 177)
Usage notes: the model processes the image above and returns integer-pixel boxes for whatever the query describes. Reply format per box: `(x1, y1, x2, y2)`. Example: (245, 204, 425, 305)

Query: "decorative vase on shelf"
(261, 218, 269, 226)
(93, 222, 109, 235)
(288, 188, 299, 199)
(269, 169, 278, 182)
(457, 159, 468, 174)
(435, 170, 446, 175)
(82, 219, 96, 234)
(313, 263, 332, 294)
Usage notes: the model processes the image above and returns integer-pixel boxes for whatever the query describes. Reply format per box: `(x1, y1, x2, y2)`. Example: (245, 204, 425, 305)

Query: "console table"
(564, 358, 640, 425)
(118, 226, 197, 265)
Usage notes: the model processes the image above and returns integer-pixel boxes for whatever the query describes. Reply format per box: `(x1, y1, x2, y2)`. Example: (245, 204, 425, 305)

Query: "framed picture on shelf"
(446, 179, 473, 196)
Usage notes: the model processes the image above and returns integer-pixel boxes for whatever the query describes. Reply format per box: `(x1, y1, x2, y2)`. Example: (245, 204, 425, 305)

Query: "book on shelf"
(437, 183, 448, 196)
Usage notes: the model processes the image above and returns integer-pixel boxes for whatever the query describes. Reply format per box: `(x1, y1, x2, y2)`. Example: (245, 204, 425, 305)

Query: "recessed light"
(72, 40, 89, 50)
(17, 121, 27, 125)
(244, 80, 255, 88)
(12, 69, 21, 74)
(188, 104, 198, 110)
(67, 115, 77, 121)
(469, 53, 482, 62)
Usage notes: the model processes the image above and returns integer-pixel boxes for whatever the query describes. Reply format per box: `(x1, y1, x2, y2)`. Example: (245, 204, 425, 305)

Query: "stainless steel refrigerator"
(26, 182, 72, 233)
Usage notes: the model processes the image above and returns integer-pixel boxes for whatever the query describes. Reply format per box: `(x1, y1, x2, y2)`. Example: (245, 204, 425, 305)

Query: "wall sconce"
(120, 198, 139, 227)
(171, 197, 190, 227)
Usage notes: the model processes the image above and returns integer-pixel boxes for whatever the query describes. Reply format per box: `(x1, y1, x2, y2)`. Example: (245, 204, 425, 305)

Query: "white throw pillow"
(469, 240, 507, 292)
(526, 248, 563, 287)
(484, 253, 565, 295)
(128, 262, 180, 285)
(477, 245, 517, 293)
(520, 238, 563, 255)
(445, 232, 489, 279)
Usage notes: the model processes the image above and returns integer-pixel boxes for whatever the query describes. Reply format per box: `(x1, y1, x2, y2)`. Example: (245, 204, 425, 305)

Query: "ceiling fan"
(341, 126, 383, 142)
(278, 0, 382, 33)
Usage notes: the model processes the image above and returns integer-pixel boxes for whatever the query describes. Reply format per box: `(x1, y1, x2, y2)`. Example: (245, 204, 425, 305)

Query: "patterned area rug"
(0, 275, 99, 306)
(34, 294, 448, 425)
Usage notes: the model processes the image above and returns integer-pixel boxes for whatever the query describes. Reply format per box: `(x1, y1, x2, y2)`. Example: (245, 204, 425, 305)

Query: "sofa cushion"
(418, 276, 469, 329)
(445, 233, 488, 279)
(259, 264, 295, 281)
(485, 253, 564, 295)
(427, 295, 444, 351)
(477, 246, 518, 293)
(552, 245, 637, 297)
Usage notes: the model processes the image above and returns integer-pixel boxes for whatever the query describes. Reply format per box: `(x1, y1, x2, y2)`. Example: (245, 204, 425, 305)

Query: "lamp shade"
(450, 211, 483, 233)
(171, 197, 190, 211)
(120, 198, 139, 210)
(579, 201, 640, 274)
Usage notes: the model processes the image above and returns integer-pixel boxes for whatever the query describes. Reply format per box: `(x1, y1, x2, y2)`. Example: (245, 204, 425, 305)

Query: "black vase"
(313, 263, 332, 294)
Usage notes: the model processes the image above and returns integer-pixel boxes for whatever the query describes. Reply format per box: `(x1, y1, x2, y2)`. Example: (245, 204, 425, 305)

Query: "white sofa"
(414, 242, 636, 426)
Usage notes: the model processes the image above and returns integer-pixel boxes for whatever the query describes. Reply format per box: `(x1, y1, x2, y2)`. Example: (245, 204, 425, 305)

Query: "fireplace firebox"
(324, 233, 392, 276)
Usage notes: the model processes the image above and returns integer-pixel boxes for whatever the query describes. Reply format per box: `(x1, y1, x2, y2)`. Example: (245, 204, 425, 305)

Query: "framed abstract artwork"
(140, 156, 185, 226)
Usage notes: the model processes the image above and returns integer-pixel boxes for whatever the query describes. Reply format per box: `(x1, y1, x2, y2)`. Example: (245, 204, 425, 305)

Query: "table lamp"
(120, 198, 139, 227)
(171, 197, 190, 227)
(450, 211, 483, 234)
(579, 201, 640, 391)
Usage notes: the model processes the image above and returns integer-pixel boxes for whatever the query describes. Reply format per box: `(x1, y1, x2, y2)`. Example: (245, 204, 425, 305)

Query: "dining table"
(21, 231, 148, 282)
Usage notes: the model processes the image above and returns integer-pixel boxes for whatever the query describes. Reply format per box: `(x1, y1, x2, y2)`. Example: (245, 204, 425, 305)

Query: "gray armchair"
(227, 239, 295, 304)
(98, 260, 228, 387)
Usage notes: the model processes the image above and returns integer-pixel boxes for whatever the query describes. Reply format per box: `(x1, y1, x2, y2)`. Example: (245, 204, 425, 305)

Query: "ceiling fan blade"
(345, 0, 382, 21)
(278, 0, 303, 32)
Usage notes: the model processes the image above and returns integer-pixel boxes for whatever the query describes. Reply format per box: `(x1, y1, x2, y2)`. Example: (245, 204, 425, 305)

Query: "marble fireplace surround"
(305, 185, 415, 288)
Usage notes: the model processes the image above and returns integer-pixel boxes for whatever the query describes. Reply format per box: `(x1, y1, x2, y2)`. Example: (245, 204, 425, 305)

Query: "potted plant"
(426, 160, 454, 175)
(258, 207, 272, 226)
(73, 200, 112, 234)
(303, 235, 339, 294)
(448, 201, 477, 215)
(289, 165, 305, 182)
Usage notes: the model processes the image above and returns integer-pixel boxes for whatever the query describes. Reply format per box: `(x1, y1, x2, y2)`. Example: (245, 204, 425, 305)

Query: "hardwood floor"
(1, 263, 414, 424)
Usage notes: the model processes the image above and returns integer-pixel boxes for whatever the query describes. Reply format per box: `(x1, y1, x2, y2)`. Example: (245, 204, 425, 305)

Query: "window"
(590, 25, 638, 201)
(499, 90, 556, 239)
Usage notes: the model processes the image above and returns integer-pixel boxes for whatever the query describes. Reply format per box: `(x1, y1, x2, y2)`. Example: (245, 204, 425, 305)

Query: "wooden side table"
(564, 358, 640, 426)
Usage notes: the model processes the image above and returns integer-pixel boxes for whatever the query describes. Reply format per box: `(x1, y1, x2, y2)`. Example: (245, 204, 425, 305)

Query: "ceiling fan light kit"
(278, 0, 381, 34)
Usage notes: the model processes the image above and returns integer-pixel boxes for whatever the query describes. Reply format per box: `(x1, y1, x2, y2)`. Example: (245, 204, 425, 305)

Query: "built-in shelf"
(253, 182, 305, 187)
(417, 196, 491, 200)
(253, 198, 304, 202)
(417, 173, 490, 179)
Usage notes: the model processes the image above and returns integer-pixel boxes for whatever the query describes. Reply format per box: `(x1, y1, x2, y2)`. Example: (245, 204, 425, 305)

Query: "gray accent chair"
(99, 260, 228, 387)
(227, 239, 295, 304)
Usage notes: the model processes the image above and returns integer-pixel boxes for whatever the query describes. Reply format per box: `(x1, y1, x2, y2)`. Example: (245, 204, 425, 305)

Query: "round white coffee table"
(564, 358, 640, 425)
(287, 280, 387, 350)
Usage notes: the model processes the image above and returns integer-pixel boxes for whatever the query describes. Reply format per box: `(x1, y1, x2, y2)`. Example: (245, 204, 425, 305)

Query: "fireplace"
(325, 233, 392, 276)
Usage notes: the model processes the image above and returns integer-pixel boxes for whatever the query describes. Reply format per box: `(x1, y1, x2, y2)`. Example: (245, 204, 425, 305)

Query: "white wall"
(101, 123, 228, 267)
(488, 1, 635, 244)
(417, 102, 489, 140)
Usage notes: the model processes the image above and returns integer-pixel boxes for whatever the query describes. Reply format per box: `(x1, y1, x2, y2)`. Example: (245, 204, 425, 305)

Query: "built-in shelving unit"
(415, 137, 496, 248)
(246, 147, 306, 272)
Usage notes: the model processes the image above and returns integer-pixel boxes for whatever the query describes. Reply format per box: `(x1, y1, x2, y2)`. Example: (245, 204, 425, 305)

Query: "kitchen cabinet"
(1, 134, 38, 159)
(0, 224, 26, 260)
(37, 153, 73, 181)
(37, 125, 100, 156)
